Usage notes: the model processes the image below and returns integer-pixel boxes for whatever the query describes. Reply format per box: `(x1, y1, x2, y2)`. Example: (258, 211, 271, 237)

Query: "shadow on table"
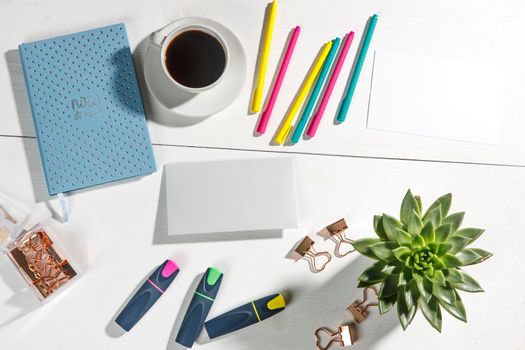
(0, 256, 40, 329)
(4, 50, 36, 137)
(4, 49, 51, 204)
(365, 51, 378, 129)
(222, 255, 399, 350)
(152, 167, 283, 245)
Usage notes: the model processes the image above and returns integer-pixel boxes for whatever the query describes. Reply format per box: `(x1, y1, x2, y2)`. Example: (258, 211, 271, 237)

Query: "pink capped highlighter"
(115, 259, 179, 332)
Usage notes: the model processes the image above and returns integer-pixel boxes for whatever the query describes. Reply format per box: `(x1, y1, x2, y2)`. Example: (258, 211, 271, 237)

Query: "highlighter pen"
(115, 259, 179, 332)
(204, 293, 286, 339)
(175, 267, 223, 348)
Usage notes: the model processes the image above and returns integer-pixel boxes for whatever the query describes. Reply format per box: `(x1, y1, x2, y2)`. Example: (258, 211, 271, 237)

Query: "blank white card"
(367, 51, 504, 145)
(165, 158, 298, 236)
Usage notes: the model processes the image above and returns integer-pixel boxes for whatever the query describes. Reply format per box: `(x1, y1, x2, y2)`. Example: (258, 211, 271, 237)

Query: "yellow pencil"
(251, 0, 278, 113)
(274, 41, 333, 144)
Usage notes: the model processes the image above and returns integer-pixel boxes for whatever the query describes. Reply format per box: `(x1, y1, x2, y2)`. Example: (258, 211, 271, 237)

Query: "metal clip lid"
(326, 219, 355, 257)
(347, 286, 378, 323)
(294, 236, 331, 273)
(315, 324, 356, 349)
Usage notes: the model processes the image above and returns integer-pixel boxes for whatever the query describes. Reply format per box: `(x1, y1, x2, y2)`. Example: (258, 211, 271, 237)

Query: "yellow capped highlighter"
(204, 293, 286, 338)
(251, 0, 278, 112)
(274, 41, 333, 145)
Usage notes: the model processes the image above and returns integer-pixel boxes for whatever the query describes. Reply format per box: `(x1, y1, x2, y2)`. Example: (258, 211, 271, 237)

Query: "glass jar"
(0, 192, 79, 302)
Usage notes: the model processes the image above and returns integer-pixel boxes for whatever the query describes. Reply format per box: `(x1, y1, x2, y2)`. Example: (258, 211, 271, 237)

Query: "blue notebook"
(19, 23, 156, 196)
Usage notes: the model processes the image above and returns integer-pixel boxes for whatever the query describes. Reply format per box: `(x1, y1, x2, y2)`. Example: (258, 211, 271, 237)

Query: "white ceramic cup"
(149, 22, 229, 94)
(144, 17, 247, 119)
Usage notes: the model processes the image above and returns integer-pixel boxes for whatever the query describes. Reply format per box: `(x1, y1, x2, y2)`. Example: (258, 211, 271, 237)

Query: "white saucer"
(144, 17, 247, 119)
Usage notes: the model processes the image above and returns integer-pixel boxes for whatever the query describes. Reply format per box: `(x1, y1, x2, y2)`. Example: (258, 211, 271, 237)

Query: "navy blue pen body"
(115, 280, 162, 332)
(204, 293, 285, 339)
(115, 260, 179, 332)
(176, 294, 214, 347)
(176, 268, 223, 348)
(204, 303, 257, 339)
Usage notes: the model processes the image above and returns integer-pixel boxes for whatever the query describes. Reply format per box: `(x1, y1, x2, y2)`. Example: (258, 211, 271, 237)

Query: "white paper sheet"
(367, 51, 504, 145)
(165, 158, 297, 236)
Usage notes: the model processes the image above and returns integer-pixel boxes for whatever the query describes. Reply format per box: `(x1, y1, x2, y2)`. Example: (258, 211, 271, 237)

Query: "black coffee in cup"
(164, 30, 226, 89)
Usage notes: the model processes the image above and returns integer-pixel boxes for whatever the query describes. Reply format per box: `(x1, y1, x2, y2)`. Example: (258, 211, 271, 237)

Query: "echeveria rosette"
(353, 190, 492, 332)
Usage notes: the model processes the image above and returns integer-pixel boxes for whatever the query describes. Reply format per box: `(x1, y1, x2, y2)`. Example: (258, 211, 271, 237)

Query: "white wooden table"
(1, 1, 525, 349)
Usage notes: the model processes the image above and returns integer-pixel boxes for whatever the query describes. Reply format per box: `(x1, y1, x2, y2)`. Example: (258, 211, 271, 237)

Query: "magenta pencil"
(256, 26, 301, 134)
(306, 31, 354, 137)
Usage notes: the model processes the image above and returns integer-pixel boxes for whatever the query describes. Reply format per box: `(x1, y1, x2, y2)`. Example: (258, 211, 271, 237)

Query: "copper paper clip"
(326, 219, 355, 257)
(294, 236, 331, 273)
(315, 324, 356, 349)
(347, 286, 378, 323)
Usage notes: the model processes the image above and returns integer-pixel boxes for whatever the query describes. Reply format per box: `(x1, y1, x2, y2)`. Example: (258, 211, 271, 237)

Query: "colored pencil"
(274, 41, 333, 144)
(256, 26, 301, 134)
(336, 14, 378, 122)
(306, 31, 354, 137)
(291, 38, 341, 144)
(251, 0, 278, 113)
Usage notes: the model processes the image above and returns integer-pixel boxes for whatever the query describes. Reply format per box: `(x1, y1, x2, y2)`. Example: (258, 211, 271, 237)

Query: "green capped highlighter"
(176, 267, 223, 348)
(204, 293, 286, 339)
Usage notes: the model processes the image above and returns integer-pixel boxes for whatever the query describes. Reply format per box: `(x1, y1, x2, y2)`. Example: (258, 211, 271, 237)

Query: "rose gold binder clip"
(294, 236, 331, 273)
(325, 219, 355, 257)
(347, 286, 379, 323)
(315, 324, 356, 349)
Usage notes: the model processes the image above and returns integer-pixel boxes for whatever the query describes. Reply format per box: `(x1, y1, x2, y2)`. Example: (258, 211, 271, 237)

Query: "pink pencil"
(256, 26, 301, 134)
(306, 31, 354, 137)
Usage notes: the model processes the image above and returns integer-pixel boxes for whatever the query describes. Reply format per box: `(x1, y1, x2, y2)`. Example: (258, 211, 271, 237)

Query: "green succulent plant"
(353, 190, 492, 332)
